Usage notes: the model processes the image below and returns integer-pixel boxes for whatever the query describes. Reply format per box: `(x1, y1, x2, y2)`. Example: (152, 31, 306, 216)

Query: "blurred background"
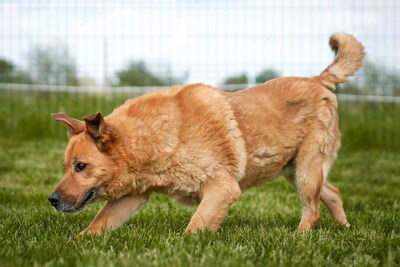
(0, 0, 399, 151)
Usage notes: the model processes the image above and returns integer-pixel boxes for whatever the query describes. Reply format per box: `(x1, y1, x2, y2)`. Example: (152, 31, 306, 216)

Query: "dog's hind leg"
(185, 171, 241, 233)
(80, 194, 149, 235)
(283, 161, 323, 231)
(284, 161, 349, 229)
(321, 182, 350, 227)
(286, 171, 349, 227)
(294, 154, 324, 231)
(288, 127, 340, 232)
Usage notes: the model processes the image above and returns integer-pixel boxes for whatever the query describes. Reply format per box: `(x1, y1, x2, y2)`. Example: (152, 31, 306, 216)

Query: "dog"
(49, 33, 365, 235)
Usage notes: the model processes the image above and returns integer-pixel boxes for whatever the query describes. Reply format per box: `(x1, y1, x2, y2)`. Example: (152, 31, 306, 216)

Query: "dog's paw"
(79, 228, 103, 236)
(340, 221, 351, 228)
(334, 220, 351, 228)
(184, 227, 199, 233)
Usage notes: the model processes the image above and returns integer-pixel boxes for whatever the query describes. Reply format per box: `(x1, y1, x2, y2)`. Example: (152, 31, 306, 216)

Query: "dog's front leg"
(80, 194, 148, 235)
(185, 175, 241, 233)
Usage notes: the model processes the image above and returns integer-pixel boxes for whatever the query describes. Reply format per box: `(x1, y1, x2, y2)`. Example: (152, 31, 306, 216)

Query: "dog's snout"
(48, 192, 60, 208)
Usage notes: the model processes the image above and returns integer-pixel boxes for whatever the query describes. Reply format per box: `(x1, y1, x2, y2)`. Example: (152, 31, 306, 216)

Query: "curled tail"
(319, 33, 365, 90)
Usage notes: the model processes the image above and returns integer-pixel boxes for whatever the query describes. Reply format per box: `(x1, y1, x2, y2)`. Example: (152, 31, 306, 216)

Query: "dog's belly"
(236, 124, 298, 190)
(239, 144, 293, 189)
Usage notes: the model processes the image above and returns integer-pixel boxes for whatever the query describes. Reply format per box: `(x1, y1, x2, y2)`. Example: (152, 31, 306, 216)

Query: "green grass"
(0, 90, 399, 266)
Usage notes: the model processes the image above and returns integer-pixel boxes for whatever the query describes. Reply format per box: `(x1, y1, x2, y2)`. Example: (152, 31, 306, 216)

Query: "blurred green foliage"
(0, 58, 31, 84)
(222, 73, 248, 85)
(339, 61, 400, 96)
(221, 68, 280, 85)
(28, 45, 79, 86)
(255, 69, 280, 83)
(115, 61, 186, 86)
(0, 59, 14, 83)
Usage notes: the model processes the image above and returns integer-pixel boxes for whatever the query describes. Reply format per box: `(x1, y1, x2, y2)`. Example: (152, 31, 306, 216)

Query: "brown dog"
(49, 33, 365, 234)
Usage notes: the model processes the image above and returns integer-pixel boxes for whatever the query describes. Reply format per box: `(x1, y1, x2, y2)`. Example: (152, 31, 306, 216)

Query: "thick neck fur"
(104, 92, 183, 196)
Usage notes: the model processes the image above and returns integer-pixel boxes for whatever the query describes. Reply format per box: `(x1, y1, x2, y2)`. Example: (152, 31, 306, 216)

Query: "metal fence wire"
(0, 0, 399, 94)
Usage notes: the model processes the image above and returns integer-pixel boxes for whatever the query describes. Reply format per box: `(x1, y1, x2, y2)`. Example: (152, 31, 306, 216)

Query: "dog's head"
(48, 112, 123, 213)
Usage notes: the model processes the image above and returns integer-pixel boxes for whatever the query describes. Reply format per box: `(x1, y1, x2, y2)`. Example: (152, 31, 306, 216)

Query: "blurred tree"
(28, 45, 79, 85)
(78, 76, 97, 86)
(255, 69, 280, 83)
(116, 61, 186, 86)
(116, 61, 164, 86)
(222, 73, 248, 85)
(0, 58, 15, 82)
(342, 61, 400, 96)
(0, 58, 32, 83)
(12, 70, 32, 84)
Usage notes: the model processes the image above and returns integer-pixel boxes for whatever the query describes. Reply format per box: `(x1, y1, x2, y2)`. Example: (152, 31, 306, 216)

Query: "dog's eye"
(75, 162, 87, 172)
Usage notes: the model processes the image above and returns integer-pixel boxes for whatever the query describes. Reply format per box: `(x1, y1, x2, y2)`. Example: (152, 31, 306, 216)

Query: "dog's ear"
(51, 112, 85, 138)
(83, 112, 113, 151)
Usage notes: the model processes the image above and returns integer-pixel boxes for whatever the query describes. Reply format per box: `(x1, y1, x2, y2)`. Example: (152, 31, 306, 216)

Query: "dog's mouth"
(60, 188, 97, 214)
(81, 189, 96, 206)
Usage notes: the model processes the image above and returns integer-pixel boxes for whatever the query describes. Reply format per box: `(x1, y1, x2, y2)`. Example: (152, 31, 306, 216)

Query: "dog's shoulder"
(175, 83, 220, 100)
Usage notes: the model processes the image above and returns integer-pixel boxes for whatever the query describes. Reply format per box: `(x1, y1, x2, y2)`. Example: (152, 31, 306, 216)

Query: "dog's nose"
(48, 192, 60, 208)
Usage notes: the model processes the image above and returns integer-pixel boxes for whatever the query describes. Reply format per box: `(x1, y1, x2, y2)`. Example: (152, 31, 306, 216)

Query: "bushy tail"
(319, 33, 365, 90)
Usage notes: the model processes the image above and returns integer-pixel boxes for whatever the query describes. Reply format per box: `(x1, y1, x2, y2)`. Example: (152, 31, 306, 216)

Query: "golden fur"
(49, 33, 365, 234)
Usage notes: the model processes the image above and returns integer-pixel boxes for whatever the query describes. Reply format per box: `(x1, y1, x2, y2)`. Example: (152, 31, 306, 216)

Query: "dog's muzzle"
(48, 189, 97, 213)
(48, 192, 60, 208)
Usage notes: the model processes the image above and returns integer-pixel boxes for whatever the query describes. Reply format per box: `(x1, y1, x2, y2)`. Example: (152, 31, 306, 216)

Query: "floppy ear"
(51, 112, 85, 138)
(83, 112, 113, 151)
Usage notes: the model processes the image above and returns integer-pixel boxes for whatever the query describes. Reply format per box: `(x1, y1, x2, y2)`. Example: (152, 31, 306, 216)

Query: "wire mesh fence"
(0, 0, 399, 150)
(1, 0, 399, 90)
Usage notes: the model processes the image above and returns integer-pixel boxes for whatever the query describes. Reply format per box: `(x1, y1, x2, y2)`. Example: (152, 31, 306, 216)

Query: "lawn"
(0, 90, 399, 266)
